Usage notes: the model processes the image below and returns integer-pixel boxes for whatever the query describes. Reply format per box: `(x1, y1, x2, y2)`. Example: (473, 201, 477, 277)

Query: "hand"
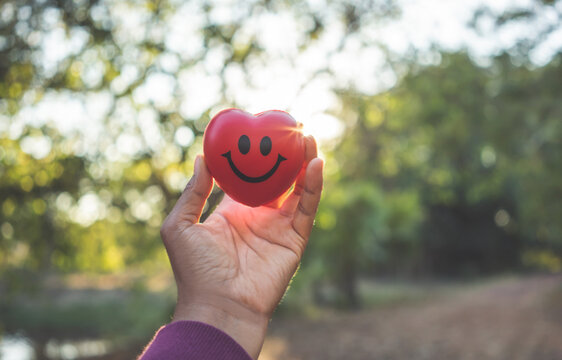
(160, 136, 323, 359)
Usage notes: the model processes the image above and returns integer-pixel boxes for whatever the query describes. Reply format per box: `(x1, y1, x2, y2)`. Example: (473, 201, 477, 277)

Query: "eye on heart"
(237, 135, 273, 156)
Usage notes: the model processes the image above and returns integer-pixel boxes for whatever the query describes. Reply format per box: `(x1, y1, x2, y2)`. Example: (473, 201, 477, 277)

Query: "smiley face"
(203, 109, 305, 207)
(221, 135, 287, 183)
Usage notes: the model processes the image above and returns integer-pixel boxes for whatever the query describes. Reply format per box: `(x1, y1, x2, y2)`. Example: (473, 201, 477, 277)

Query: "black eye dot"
(238, 135, 250, 154)
(260, 136, 272, 156)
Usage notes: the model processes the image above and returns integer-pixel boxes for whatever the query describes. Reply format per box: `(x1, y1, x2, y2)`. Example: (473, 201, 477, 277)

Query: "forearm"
(173, 297, 269, 359)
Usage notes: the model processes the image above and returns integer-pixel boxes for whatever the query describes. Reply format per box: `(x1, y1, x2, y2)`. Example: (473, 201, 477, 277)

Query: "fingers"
(292, 157, 323, 240)
(294, 135, 318, 196)
(280, 135, 318, 215)
(169, 155, 213, 228)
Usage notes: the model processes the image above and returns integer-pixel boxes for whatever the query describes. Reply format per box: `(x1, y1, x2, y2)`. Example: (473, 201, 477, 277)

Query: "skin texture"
(160, 136, 323, 359)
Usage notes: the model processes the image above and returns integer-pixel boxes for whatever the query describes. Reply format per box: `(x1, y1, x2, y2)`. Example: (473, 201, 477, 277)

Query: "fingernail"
(311, 157, 324, 171)
(193, 156, 201, 176)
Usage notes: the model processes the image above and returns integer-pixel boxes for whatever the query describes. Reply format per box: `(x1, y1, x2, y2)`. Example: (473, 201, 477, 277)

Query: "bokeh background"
(1, 0, 562, 359)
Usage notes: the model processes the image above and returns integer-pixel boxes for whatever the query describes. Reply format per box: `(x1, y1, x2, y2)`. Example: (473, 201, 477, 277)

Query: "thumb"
(170, 155, 213, 228)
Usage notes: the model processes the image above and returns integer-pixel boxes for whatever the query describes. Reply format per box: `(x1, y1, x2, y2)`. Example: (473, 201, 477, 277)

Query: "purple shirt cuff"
(139, 321, 253, 360)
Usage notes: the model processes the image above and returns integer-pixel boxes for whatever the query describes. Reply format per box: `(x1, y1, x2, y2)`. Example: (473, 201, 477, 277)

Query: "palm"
(184, 196, 305, 315)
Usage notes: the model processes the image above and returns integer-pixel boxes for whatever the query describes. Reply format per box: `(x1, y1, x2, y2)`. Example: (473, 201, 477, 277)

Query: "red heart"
(203, 109, 305, 207)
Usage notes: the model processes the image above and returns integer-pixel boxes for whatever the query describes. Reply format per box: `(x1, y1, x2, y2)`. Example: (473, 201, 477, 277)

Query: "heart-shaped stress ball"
(203, 109, 305, 207)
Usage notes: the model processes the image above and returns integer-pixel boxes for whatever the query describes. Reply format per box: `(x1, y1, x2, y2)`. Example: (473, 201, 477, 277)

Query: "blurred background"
(1, 0, 561, 359)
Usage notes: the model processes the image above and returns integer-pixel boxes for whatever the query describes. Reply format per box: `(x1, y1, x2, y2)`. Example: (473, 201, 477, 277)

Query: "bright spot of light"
(0, 336, 33, 360)
(116, 133, 143, 157)
(174, 126, 195, 147)
(481, 146, 497, 168)
(330, 37, 389, 94)
(138, 107, 163, 151)
(301, 113, 343, 142)
(145, 185, 165, 208)
(291, 74, 338, 116)
(110, 2, 151, 45)
(157, 52, 180, 73)
(495, 209, 510, 227)
(131, 200, 152, 221)
(255, 12, 301, 56)
(40, 26, 89, 76)
(289, 75, 343, 143)
(531, 25, 562, 66)
(70, 192, 106, 227)
(1, 222, 14, 239)
(56, 192, 73, 212)
(19, 135, 52, 159)
(164, 2, 205, 60)
(1, 4, 16, 23)
(81, 59, 104, 88)
(166, 171, 188, 192)
(178, 66, 222, 120)
(45, 339, 110, 359)
(110, 64, 140, 95)
(133, 72, 176, 110)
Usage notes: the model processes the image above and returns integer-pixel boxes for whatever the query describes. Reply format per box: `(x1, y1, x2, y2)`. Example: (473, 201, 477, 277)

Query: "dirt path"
(260, 275, 562, 360)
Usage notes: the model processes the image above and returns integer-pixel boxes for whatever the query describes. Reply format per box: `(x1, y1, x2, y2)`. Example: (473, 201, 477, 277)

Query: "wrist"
(173, 296, 269, 359)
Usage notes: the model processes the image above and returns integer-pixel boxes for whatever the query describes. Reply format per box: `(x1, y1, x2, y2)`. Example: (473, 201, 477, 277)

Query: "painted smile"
(222, 151, 287, 183)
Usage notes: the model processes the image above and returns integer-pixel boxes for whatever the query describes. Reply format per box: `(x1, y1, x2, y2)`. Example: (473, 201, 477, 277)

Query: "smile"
(222, 151, 287, 183)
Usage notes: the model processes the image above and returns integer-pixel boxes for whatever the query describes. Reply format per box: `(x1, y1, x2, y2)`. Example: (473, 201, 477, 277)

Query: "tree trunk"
(339, 258, 360, 309)
(33, 339, 49, 360)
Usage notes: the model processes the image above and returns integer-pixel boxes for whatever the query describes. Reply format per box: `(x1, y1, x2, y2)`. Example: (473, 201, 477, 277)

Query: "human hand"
(160, 136, 323, 359)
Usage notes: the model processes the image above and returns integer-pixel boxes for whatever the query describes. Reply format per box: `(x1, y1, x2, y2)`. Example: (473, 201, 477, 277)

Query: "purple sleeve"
(139, 321, 253, 360)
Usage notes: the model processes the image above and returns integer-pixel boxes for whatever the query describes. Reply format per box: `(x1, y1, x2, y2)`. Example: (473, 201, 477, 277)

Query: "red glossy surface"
(203, 108, 305, 207)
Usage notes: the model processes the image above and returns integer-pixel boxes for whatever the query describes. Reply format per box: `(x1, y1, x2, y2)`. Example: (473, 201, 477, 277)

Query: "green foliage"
(0, 291, 173, 344)
(1, 0, 561, 356)
(290, 50, 562, 307)
(0, 0, 398, 278)
(0, 0, 402, 353)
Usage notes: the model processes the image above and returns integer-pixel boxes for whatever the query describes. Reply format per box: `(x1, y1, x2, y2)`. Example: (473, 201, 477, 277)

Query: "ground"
(259, 274, 562, 360)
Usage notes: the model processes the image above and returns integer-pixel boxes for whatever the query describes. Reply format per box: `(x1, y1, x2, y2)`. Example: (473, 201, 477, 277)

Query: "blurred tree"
(0, 0, 399, 276)
(303, 50, 562, 308)
(0, 0, 400, 356)
(295, 0, 562, 306)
